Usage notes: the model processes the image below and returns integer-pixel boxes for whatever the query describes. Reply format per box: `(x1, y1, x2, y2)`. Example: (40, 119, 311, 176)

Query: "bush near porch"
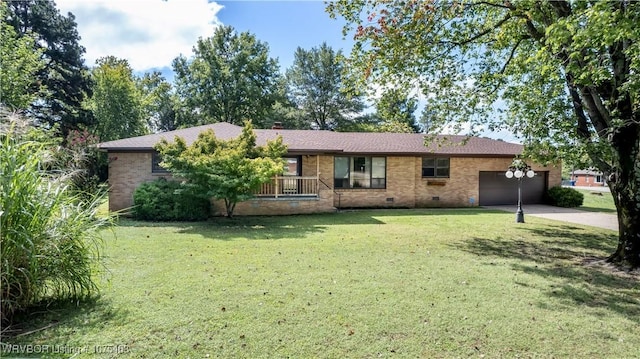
(132, 178, 210, 221)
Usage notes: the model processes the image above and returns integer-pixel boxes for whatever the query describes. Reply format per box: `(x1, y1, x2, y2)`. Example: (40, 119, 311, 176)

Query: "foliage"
(327, 1, 640, 268)
(137, 71, 180, 132)
(0, 2, 44, 110)
(132, 179, 210, 221)
(374, 88, 420, 133)
(173, 26, 281, 128)
(0, 117, 110, 324)
(87, 56, 147, 142)
(285, 42, 366, 130)
(546, 186, 585, 208)
(418, 106, 438, 134)
(7, 210, 638, 357)
(5, 0, 93, 136)
(155, 121, 287, 218)
(261, 77, 308, 130)
(54, 129, 107, 198)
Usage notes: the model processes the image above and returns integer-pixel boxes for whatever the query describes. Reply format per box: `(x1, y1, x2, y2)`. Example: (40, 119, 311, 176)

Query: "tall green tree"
(262, 77, 307, 130)
(155, 121, 287, 218)
(375, 88, 420, 133)
(88, 56, 147, 142)
(173, 26, 281, 128)
(286, 42, 366, 130)
(5, 0, 93, 135)
(419, 107, 436, 134)
(137, 71, 179, 132)
(328, 1, 640, 268)
(0, 2, 44, 110)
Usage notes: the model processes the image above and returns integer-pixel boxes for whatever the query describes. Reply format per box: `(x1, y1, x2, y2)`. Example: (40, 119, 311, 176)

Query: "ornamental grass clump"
(0, 121, 111, 324)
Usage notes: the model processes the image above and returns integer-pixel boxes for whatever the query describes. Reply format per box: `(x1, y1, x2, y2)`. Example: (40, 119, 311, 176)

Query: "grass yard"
(577, 189, 616, 213)
(4, 209, 639, 358)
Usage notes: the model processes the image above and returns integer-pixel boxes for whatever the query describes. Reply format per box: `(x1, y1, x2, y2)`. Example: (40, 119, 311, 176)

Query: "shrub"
(546, 186, 584, 208)
(132, 179, 210, 221)
(1, 122, 110, 323)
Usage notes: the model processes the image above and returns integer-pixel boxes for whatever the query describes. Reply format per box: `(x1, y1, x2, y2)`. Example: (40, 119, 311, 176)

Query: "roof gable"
(98, 122, 523, 156)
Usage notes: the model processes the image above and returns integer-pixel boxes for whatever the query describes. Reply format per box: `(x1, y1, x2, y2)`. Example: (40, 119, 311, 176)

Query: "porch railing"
(255, 176, 319, 198)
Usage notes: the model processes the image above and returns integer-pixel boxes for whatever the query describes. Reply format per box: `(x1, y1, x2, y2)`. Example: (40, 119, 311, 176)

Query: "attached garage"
(478, 171, 548, 206)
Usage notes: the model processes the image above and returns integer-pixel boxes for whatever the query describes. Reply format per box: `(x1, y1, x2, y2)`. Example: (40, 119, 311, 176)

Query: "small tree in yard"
(155, 121, 287, 218)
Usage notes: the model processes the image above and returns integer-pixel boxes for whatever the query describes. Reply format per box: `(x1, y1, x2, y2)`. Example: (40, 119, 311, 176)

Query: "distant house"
(98, 122, 561, 216)
(571, 169, 607, 187)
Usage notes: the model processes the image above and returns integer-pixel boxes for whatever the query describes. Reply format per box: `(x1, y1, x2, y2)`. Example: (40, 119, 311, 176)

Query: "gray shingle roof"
(572, 169, 603, 175)
(98, 122, 522, 156)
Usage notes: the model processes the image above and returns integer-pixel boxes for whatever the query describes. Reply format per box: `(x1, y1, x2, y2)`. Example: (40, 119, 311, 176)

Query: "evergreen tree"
(5, 0, 93, 136)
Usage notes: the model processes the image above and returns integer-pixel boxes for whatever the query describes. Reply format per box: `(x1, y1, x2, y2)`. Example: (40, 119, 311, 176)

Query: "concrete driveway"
(485, 204, 618, 231)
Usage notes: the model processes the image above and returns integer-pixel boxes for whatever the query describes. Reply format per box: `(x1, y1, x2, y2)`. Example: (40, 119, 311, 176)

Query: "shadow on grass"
(578, 206, 617, 213)
(116, 208, 499, 241)
(117, 212, 380, 240)
(3, 296, 126, 341)
(456, 225, 639, 322)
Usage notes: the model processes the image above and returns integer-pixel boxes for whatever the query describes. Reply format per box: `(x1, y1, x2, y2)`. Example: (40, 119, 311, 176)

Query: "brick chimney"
(271, 121, 284, 130)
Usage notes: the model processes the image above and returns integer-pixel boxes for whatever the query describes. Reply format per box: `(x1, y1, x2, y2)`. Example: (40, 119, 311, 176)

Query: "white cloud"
(56, 0, 223, 71)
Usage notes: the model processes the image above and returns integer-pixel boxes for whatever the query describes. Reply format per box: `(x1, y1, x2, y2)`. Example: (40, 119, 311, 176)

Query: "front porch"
(255, 176, 320, 198)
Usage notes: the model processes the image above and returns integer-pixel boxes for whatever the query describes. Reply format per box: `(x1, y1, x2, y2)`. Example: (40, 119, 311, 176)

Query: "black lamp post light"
(505, 159, 535, 223)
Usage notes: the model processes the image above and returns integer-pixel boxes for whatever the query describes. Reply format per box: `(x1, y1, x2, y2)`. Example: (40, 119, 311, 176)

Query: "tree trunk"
(606, 126, 640, 269)
(223, 198, 236, 218)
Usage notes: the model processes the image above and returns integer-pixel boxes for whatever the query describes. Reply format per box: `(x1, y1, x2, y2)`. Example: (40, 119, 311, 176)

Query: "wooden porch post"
(316, 155, 320, 194)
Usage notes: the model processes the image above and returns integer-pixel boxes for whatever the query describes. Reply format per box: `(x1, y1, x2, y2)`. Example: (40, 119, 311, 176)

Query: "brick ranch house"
(570, 169, 607, 187)
(98, 122, 561, 216)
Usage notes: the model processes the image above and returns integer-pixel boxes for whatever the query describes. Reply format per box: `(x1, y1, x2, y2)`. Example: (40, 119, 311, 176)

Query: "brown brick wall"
(329, 155, 561, 208)
(107, 151, 562, 214)
(334, 156, 416, 208)
(107, 151, 171, 213)
(107, 153, 337, 216)
(301, 155, 317, 176)
(213, 189, 335, 216)
(414, 157, 561, 207)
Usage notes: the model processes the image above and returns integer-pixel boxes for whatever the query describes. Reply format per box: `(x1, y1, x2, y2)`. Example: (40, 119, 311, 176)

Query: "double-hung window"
(422, 157, 450, 178)
(334, 156, 386, 189)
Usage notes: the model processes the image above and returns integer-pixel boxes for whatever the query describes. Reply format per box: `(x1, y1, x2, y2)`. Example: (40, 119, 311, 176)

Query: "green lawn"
(5, 209, 639, 358)
(577, 189, 617, 213)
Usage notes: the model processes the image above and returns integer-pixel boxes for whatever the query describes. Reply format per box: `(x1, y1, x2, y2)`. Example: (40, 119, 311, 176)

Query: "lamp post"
(505, 162, 535, 223)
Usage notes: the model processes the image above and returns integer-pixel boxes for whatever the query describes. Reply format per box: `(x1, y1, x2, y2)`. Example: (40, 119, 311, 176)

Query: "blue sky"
(56, 0, 351, 77)
(55, 0, 517, 141)
(216, 1, 352, 72)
